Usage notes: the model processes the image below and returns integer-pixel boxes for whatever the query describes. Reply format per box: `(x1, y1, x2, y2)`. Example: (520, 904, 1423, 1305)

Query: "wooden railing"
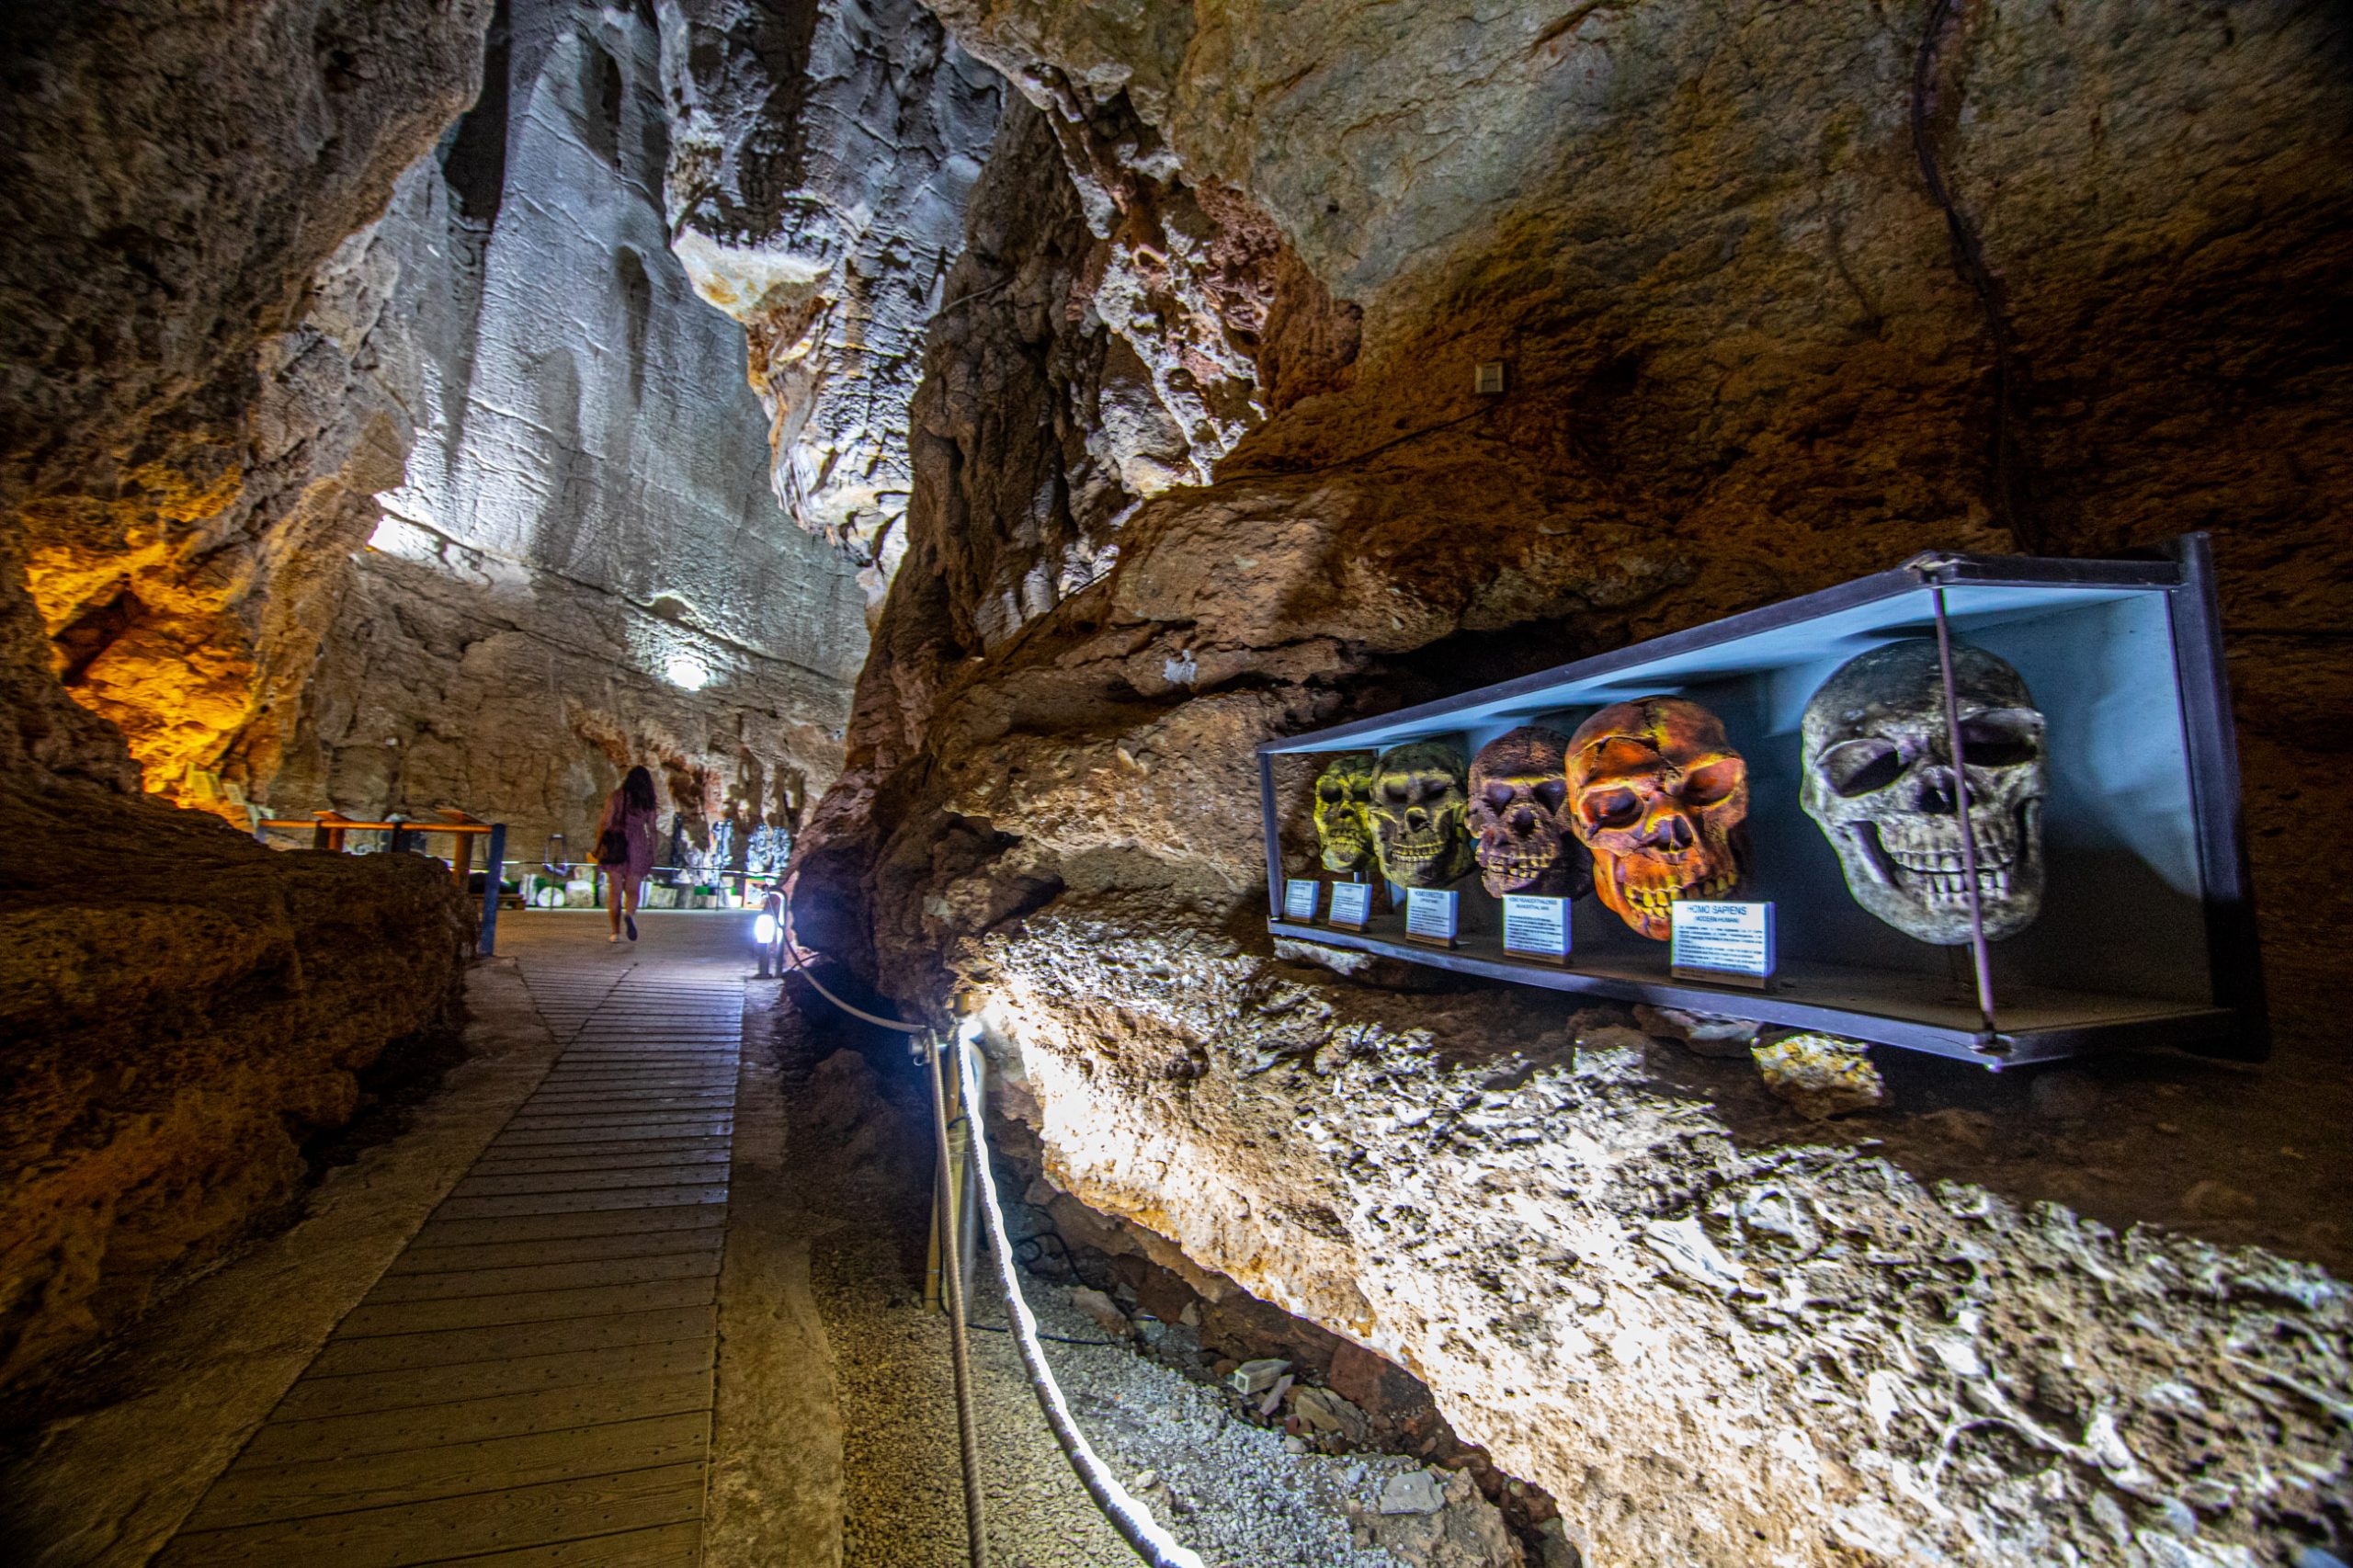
(257, 810, 508, 957)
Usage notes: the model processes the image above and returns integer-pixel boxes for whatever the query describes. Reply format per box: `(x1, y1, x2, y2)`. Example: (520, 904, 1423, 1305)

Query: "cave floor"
(154, 913, 746, 1566)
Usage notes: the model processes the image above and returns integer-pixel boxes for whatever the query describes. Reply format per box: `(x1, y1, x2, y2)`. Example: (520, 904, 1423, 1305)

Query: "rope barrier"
(775, 883, 1204, 1568)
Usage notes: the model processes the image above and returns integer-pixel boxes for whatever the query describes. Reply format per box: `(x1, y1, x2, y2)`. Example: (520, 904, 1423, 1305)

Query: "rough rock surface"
(0, 0, 486, 1402)
(0, 776, 469, 1399)
(267, 0, 870, 853)
(0, 0, 495, 801)
(795, 2, 2353, 1562)
(657, 0, 1004, 593)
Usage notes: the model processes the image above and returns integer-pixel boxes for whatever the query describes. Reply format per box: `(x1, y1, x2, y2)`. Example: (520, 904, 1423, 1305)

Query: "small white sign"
(1283, 878, 1321, 923)
(1404, 887, 1460, 946)
(1671, 900, 1776, 987)
(1328, 881, 1373, 929)
(1501, 895, 1571, 962)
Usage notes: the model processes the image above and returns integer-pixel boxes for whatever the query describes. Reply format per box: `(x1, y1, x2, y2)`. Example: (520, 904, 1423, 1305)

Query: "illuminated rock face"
(266, 0, 870, 852)
(795, 3, 2353, 1562)
(655, 0, 1004, 595)
(0, 0, 484, 1397)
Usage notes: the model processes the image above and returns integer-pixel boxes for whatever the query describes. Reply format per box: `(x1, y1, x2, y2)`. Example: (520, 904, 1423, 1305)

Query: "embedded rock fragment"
(1751, 1033, 1889, 1120)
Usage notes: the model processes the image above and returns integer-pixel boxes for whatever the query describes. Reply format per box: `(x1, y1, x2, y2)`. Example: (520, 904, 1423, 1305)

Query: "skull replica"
(1311, 753, 1378, 874)
(1467, 726, 1592, 899)
(1566, 698, 1750, 939)
(1800, 639, 2046, 944)
(1369, 740, 1477, 888)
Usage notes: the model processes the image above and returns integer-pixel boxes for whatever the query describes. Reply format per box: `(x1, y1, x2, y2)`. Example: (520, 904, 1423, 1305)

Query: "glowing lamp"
(665, 654, 711, 690)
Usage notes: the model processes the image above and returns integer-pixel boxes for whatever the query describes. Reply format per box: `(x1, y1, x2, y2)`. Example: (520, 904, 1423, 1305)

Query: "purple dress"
(597, 791, 659, 892)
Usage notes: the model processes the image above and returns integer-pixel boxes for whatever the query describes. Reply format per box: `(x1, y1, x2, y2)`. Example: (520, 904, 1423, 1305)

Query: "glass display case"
(1256, 537, 2262, 1067)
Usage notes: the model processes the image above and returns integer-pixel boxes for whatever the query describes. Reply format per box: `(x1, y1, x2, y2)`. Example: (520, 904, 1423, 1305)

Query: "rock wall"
(656, 0, 1005, 596)
(265, 0, 871, 856)
(795, 3, 2353, 1562)
(0, 0, 487, 1399)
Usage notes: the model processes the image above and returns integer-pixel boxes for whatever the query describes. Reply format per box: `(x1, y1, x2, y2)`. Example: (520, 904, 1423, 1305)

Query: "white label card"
(1404, 887, 1460, 944)
(1328, 881, 1373, 927)
(1671, 900, 1776, 979)
(1501, 895, 1571, 960)
(1283, 879, 1321, 923)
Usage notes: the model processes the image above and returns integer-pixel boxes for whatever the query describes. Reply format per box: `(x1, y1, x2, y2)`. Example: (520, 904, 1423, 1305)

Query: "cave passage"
(4, 0, 2352, 1565)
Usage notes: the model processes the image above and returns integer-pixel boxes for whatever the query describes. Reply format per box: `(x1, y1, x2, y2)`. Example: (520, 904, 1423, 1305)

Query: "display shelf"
(1267, 916, 2234, 1066)
(1256, 538, 2264, 1067)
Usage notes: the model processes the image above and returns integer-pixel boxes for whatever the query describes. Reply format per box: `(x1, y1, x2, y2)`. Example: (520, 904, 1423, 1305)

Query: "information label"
(1327, 881, 1374, 930)
(1282, 878, 1321, 923)
(1501, 895, 1571, 963)
(1404, 887, 1460, 948)
(1670, 900, 1776, 988)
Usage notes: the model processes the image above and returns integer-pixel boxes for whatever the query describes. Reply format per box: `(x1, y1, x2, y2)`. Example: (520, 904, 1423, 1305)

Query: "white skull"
(1800, 639, 2046, 944)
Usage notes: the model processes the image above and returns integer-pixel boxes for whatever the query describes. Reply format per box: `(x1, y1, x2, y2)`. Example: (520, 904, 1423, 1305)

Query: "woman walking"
(595, 766, 660, 943)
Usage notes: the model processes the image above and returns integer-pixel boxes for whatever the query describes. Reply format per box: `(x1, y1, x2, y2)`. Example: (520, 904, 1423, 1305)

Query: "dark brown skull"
(1467, 726, 1589, 899)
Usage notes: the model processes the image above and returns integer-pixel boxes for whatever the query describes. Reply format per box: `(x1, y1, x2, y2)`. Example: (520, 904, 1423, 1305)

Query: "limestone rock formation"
(0, 0, 486, 1397)
(0, 0, 496, 803)
(656, 0, 1005, 595)
(0, 777, 472, 1397)
(266, 0, 870, 855)
(794, 2, 2353, 1561)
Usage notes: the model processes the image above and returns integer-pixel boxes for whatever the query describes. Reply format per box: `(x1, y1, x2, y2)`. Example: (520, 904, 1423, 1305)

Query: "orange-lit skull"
(1566, 697, 1749, 940)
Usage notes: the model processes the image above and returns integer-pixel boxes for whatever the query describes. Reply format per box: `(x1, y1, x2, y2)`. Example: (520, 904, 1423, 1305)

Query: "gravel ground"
(780, 996, 1414, 1568)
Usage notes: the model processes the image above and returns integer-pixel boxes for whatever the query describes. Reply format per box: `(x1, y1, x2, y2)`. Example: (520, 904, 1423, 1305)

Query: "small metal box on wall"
(1255, 536, 2264, 1068)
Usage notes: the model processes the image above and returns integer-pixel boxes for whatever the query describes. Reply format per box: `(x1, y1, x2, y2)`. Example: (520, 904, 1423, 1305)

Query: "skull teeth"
(1614, 870, 1738, 913)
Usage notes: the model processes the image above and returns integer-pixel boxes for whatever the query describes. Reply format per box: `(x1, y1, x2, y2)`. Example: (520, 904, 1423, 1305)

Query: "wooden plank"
(402, 1520, 700, 1567)
(506, 1096, 733, 1125)
(277, 1339, 712, 1422)
(309, 1305, 715, 1378)
(365, 1247, 721, 1303)
(453, 1165, 732, 1199)
(412, 1207, 725, 1250)
(489, 1120, 733, 1148)
(155, 1461, 706, 1568)
(430, 1185, 728, 1223)
(244, 1370, 712, 1465)
(512, 1095, 735, 1116)
(188, 1413, 710, 1530)
(335, 1275, 715, 1339)
(464, 1145, 732, 1178)
(392, 1223, 725, 1278)
(472, 1130, 735, 1153)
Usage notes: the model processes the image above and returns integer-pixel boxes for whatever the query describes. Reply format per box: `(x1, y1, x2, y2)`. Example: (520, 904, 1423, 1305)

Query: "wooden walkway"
(160, 929, 745, 1567)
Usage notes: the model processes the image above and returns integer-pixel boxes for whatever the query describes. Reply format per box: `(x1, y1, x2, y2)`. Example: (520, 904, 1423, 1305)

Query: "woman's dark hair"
(622, 766, 656, 813)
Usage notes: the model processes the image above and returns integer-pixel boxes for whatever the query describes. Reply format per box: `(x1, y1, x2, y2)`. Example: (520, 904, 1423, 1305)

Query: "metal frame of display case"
(1256, 535, 2265, 1069)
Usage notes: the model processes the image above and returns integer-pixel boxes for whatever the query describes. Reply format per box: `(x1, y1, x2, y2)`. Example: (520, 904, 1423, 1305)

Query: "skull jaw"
(1380, 830, 1473, 889)
(1475, 837, 1592, 901)
(1831, 799, 2045, 944)
(1597, 858, 1742, 940)
(1318, 818, 1373, 874)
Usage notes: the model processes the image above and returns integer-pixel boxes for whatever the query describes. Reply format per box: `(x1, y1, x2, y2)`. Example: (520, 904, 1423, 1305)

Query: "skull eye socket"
(1680, 758, 1744, 808)
(1959, 710, 2040, 768)
(1318, 780, 1345, 803)
(1382, 781, 1411, 807)
(1533, 779, 1567, 814)
(1483, 783, 1518, 812)
(1582, 788, 1643, 830)
(1823, 738, 1904, 798)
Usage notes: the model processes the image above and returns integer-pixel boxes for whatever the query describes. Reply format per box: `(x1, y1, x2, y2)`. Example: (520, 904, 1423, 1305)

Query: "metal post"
(1930, 587, 1998, 1035)
(479, 824, 506, 957)
(925, 1036, 991, 1566)
(389, 821, 411, 855)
